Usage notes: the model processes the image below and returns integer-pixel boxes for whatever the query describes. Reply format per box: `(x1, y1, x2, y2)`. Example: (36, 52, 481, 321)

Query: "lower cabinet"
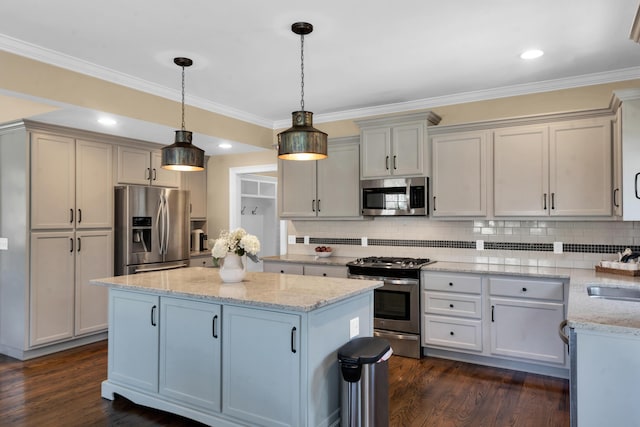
(263, 261, 347, 278)
(422, 271, 568, 375)
(222, 305, 300, 426)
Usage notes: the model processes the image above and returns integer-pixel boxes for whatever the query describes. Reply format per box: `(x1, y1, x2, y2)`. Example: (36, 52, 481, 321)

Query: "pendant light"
(161, 57, 205, 171)
(277, 22, 328, 161)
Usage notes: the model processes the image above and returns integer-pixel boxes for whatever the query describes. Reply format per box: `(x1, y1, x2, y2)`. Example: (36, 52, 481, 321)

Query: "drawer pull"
(449, 282, 453, 287)
(449, 304, 454, 308)
(449, 331, 454, 336)
(323, 273, 327, 277)
(280, 270, 285, 274)
(522, 287, 527, 292)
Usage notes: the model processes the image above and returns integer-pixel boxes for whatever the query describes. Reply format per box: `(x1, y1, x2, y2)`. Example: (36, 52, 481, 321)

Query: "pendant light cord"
(300, 33, 305, 112)
(181, 65, 186, 131)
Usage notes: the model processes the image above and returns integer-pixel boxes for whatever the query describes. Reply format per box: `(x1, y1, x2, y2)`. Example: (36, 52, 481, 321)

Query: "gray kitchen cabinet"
(494, 118, 612, 217)
(222, 305, 300, 426)
(263, 261, 305, 275)
(108, 290, 160, 392)
(160, 297, 222, 412)
(489, 277, 565, 365)
(431, 130, 488, 216)
(116, 145, 181, 188)
(182, 167, 207, 219)
(31, 133, 113, 230)
(357, 112, 440, 179)
(612, 89, 640, 220)
(279, 137, 360, 218)
(263, 261, 347, 278)
(189, 254, 214, 267)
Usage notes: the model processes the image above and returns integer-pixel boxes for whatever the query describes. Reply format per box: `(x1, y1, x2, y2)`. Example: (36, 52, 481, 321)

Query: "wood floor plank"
(0, 341, 569, 426)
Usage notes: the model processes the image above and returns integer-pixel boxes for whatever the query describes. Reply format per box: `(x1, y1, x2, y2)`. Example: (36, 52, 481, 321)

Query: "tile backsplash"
(286, 218, 640, 269)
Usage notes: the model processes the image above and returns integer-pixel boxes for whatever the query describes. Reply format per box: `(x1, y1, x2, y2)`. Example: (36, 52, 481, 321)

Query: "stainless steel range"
(347, 257, 434, 358)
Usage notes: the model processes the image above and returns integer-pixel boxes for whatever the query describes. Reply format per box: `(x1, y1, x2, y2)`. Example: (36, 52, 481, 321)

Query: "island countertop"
(90, 267, 382, 312)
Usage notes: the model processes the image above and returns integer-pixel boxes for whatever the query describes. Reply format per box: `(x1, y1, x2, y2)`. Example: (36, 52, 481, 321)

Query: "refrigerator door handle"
(164, 193, 171, 256)
(156, 196, 165, 255)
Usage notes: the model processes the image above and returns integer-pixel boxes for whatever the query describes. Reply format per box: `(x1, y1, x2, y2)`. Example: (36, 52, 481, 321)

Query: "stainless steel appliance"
(361, 177, 428, 216)
(115, 185, 190, 275)
(347, 256, 434, 358)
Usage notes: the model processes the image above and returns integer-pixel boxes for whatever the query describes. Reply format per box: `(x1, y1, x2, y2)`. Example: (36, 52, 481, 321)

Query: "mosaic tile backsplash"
(286, 218, 640, 269)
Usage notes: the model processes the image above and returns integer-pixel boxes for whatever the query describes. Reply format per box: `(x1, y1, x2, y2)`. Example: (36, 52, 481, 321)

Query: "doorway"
(229, 164, 285, 272)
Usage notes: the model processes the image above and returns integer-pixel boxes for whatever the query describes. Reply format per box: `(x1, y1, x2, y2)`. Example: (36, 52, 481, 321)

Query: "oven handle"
(348, 273, 418, 286)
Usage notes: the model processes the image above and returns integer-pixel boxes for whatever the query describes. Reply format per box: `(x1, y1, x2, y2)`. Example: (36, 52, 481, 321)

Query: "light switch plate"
(287, 235, 296, 245)
(304, 236, 310, 245)
(350, 317, 359, 338)
(554, 242, 563, 254)
(361, 237, 368, 247)
(476, 240, 484, 251)
(0, 237, 7, 250)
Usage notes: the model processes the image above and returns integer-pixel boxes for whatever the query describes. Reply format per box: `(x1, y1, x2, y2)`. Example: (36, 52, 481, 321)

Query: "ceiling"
(1, 0, 640, 155)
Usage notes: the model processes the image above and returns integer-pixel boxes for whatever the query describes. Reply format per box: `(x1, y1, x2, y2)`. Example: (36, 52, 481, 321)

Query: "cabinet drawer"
(263, 262, 304, 275)
(422, 273, 482, 294)
(489, 277, 564, 301)
(189, 257, 213, 268)
(303, 265, 348, 278)
(423, 315, 482, 351)
(423, 292, 482, 319)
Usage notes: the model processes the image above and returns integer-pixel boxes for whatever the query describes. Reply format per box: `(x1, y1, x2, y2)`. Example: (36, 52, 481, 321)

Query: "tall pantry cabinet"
(0, 121, 113, 360)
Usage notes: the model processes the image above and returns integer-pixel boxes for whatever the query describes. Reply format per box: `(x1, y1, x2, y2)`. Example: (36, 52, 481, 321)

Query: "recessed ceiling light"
(218, 142, 232, 149)
(98, 117, 117, 126)
(520, 49, 544, 60)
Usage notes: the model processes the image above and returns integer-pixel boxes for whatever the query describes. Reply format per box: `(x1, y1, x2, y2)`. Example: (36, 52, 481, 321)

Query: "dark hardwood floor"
(0, 341, 569, 426)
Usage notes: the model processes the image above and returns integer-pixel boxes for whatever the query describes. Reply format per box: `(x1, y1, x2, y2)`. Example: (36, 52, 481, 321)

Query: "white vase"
(219, 253, 246, 283)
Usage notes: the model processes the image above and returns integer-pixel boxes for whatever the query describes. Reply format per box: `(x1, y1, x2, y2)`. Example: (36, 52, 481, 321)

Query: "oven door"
(373, 279, 420, 334)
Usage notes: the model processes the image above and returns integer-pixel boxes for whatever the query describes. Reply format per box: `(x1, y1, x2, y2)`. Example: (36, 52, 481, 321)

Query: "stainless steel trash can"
(338, 337, 393, 427)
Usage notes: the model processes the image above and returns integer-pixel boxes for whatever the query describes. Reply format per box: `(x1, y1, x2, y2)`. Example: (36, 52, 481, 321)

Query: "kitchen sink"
(587, 286, 640, 302)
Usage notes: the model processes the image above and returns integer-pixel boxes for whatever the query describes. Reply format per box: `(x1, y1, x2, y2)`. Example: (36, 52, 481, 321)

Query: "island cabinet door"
(108, 289, 160, 393)
(159, 297, 222, 413)
(222, 305, 301, 427)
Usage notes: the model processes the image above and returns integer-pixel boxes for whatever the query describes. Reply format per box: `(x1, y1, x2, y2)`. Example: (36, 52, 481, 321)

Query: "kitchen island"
(90, 267, 382, 427)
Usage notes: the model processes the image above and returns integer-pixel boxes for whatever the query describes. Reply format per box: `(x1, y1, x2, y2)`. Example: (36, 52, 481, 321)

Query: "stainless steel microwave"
(361, 177, 428, 216)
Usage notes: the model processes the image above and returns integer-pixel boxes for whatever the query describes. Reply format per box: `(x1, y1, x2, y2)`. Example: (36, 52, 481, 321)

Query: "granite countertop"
(264, 256, 640, 335)
(90, 267, 382, 313)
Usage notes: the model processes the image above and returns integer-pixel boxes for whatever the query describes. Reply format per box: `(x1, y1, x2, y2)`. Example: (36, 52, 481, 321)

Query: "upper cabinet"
(494, 118, 611, 217)
(357, 112, 441, 179)
(182, 167, 208, 220)
(31, 133, 113, 230)
(116, 146, 181, 188)
(279, 137, 360, 218)
(612, 90, 640, 220)
(432, 130, 488, 217)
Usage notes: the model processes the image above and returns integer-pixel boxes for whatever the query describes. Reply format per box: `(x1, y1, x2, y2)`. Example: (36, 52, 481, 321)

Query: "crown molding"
(3, 34, 640, 132)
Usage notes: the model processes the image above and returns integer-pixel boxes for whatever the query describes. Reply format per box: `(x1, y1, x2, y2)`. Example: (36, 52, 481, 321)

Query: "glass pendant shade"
(277, 111, 327, 160)
(162, 130, 205, 171)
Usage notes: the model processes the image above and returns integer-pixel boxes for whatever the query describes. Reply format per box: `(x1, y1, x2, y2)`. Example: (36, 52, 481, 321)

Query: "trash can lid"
(337, 337, 391, 365)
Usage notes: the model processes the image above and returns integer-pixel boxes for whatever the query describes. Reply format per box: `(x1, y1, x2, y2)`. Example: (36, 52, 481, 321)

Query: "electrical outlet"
(0, 237, 7, 251)
(361, 237, 368, 247)
(554, 242, 563, 254)
(304, 236, 310, 245)
(287, 235, 296, 245)
(476, 240, 484, 251)
(350, 317, 359, 338)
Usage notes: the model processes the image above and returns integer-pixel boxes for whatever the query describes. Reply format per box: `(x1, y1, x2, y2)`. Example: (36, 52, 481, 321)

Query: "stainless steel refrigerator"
(114, 185, 190, 275)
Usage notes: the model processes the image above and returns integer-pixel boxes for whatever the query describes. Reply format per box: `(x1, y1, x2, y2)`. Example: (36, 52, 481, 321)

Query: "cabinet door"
(549, 119, 611, 216)
(108, 289, 159, 392)
(432, 131, 487, 216)
(31, 133, 75, 229)
(612, 109, 622, 217)
(360, 127, 391, 178)
(494, 126, 549, 216)
(222, 306, 300, 426)
(116, 145, 151, 185)
(160, 297, 221, 412)
(30, 231, 75, 346)
(278, 158, 317, 217)
(317, 141, 360, 217)
(620, 96, 640, 220)
(490, 297, 565, 365)
(152, 151, 181, 188)
(392, 122, 424, 176)
(75, 230, 112, 336)
(182, 168, 207, 219)
(76, 139, 113, 229)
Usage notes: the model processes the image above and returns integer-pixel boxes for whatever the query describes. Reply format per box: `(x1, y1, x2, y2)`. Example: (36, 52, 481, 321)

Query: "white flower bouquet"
(211, 228, 260, 263)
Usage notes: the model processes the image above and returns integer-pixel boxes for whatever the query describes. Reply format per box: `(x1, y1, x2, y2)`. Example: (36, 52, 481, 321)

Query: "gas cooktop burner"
(347, 256, 434, 269)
